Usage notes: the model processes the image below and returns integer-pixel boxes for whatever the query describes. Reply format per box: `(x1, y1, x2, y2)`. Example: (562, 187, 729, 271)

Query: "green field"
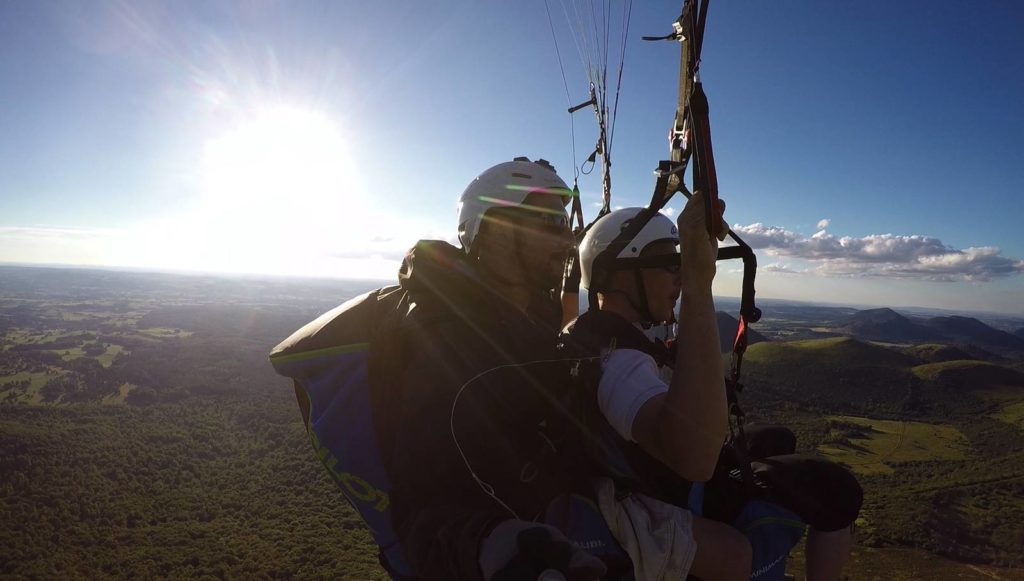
(53, 347, 87, 361)
(993, 401, 1024, 431)
(100, 382, 136, 405)
(2, 329, 77, 348)
(818, 415, 969, 475)
(96, 344, 124, 368)
(138, 327, 192, 338)
(913, 359, 1001, 381)
(788, 545, 1024, 581)
(0, 371, 54, 404)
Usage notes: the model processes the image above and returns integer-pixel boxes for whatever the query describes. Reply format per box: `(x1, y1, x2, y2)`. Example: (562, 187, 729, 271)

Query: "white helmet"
(457, 157, 571, 252)
(579, 207, 679, 290)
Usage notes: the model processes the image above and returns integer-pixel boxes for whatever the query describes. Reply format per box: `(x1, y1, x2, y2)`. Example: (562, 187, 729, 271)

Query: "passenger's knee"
(692, 517, 753, 581)
(713, 528, 753, 581)
(729, 532, 753, 580)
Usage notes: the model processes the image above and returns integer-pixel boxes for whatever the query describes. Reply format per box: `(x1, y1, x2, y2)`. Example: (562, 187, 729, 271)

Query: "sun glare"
(191, 105, 370, 276)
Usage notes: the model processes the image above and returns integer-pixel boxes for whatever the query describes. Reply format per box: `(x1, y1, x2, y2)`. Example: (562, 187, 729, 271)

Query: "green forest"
(1, 400, 384, 579)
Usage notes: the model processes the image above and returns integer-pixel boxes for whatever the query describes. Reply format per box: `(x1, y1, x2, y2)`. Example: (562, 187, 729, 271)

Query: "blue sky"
(1, 1, 1022, 314)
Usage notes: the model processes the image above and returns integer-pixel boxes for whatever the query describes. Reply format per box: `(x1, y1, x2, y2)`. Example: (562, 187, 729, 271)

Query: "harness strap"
(569, 183, 585, 233)
(689, 80, 722, 239)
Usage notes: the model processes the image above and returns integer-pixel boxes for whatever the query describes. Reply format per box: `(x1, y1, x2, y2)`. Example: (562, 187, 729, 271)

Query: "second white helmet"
(579, 207, 679, 290)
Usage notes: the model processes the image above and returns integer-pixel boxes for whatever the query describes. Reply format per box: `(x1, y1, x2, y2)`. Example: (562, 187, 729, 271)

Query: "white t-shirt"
(597, 348, 669, 442)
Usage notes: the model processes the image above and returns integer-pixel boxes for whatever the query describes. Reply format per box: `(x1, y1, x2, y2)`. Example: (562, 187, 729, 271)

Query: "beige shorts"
(594, 477, 697, 581)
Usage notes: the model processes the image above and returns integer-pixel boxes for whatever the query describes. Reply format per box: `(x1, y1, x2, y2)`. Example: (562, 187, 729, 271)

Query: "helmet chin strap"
(603, 269, 657, 328)
(630, 269, 657, 329)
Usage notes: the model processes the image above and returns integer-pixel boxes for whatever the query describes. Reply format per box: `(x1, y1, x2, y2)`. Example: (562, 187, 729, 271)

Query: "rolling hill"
(745, 336, 918, 369)
(911, 359, 1024, 391)
(742, 337, 922, 415)
(743, 336, 1024, 419)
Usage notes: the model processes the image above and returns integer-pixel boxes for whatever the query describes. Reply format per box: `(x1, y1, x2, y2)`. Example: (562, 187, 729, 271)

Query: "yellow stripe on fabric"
(269, 342, 369, 365)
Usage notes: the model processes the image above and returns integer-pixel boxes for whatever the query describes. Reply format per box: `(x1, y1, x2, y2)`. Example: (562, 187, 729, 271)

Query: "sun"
(190, 105, 369, 276)
(201, 105, 359, 227)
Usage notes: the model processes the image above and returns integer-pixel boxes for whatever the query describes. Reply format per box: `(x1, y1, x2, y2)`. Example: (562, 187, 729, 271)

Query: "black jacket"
(386, 241, 576, 580)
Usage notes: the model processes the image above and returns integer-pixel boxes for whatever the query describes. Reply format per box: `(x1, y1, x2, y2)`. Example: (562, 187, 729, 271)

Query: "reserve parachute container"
(269, 285, 414, 578)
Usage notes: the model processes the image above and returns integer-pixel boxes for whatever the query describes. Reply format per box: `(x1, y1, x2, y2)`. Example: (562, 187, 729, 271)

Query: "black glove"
(480, 521, 606, 581)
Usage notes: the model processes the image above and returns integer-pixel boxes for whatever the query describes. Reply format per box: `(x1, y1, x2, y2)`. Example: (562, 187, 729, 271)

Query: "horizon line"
(1, 260, 1021, 319)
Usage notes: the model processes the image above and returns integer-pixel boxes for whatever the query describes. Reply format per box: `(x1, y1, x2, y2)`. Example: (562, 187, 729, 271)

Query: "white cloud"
(762, 263, 802, 275)
(661, 207, 677, 217)
(729, 223, 801, 250)
(730, 223, 1024, 282)
(816, 218, 830, 230)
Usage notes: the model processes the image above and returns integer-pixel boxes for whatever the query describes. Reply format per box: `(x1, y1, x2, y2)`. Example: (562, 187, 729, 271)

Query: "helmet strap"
(512, 226, 532, 279)
(631, 269, 656, 328)
(600, 269, 656, 328)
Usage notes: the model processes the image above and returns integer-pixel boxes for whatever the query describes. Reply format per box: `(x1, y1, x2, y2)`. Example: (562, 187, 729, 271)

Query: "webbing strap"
(569, 183, 585, 232)
(717, 242, 760, 325)
(727, 314, 755, 490)
(689, 81, 722, 239)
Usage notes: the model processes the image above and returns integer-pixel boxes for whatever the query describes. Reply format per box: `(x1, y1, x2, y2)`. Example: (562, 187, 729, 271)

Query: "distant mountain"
(923, 316, 1024, 355)
(716, 311, 767, 352)
(831, 309, 1024, 356)
(1014, 327, 1024, 340)
(835, 308, 940, 343)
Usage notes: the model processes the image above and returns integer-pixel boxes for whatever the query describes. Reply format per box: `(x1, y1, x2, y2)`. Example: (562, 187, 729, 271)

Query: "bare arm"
(633, 192, 727, 482)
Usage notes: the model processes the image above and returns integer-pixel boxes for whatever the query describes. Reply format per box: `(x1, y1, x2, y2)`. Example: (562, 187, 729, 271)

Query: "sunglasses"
(626, 252, 682, 275)
(659, 263, 681, 276)
(489, 206, 570, 235)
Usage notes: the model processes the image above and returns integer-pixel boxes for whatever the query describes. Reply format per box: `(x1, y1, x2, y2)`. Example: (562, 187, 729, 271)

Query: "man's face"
(516, 192, 573, 286)
(480, 191, 572, 290)
(639, 240, 682, 323)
